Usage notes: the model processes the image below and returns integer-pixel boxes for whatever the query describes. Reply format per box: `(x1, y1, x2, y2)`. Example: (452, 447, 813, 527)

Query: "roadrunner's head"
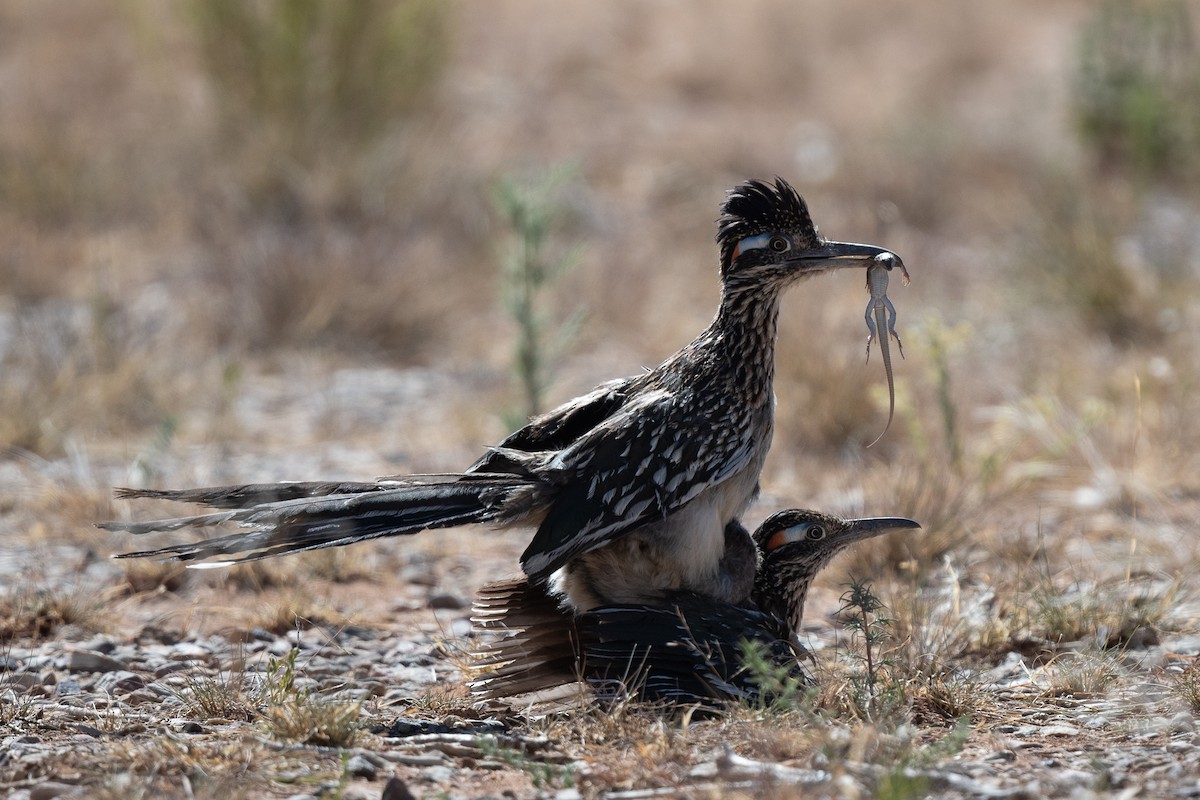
(717, 177, 904, 294)
(751, 509, 921, 632)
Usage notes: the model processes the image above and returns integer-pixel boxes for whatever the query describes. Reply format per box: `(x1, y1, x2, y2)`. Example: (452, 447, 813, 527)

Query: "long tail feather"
(103, 475, 544, 564)
(113, 481, 390, 509)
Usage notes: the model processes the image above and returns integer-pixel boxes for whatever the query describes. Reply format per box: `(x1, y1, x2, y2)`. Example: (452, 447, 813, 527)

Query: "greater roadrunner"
(102, 178, 905, 611)
(470, 510, 920, 706)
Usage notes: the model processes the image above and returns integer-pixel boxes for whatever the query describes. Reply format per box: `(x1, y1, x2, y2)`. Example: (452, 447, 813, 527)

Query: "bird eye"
(806, 525, 826, 540)
(769, 236, 789, 252)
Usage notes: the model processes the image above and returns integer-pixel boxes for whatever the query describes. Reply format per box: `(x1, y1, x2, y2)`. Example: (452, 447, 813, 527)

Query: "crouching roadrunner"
(470, 510, 921, 706)
(101, 178, 906, 612)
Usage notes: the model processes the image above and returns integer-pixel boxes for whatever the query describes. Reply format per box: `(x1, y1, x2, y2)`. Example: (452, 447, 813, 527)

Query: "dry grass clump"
(1040, 651, 1123, 699)
(264, 695, 362, 748)
(985, 567, 1178, 657)
(0, 585, 106, 644)
(538, 705, 696, 793)
(116, 559, 190, 596)
(181, 655, 260, 722)
(179, 646, 361, 747)
(258, 647, 361, 747)
(99, 737, 286, 800)
(214, 546, 375, 595)
(1170, 659, 1200, 715)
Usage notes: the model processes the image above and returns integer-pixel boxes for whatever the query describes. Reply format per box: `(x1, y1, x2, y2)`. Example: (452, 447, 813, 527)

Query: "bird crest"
(716, 177, 819, 273)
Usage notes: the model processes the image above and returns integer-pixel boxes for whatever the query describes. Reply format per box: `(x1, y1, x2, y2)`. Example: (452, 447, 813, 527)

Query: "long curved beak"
(843, 516, 922, 543)
(791, 241, 904, 273)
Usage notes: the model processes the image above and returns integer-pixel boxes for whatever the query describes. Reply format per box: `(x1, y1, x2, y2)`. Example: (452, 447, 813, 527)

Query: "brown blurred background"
(2, 0, 1199, 575)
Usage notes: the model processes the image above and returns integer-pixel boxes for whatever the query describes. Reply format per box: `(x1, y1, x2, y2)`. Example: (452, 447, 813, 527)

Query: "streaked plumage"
(470, 511, 921, 706)
(101, 179, 905, 611)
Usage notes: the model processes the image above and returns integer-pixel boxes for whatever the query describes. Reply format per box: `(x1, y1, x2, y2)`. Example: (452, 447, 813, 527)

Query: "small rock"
(345, 754, 377, 780)
(65, 650, 127, 673)
(167, 718, 208, 734)
(153, 663, 187, 678)
(3, 671, 41, 689)
(57, 678, 82, 696)
(1050, 767, 1095, 787)
(381, 776, 417, 800)
(268, 639, 294, 656)
(77, 635, 117, 655)
(1169, 712, 1195, 733)
(95, 670, 146, 693)
(1042, 724, 1081, 737)
(171, 643, 212, 659)
(21, 655, 53, 670)
(382, 719, 453, 737)
(72, 724, 104, 738)
(29, 782, 78, 800)
(420, 765, 455, 783)
(427, 592, 466, 610)
(121, 690, 161, 706)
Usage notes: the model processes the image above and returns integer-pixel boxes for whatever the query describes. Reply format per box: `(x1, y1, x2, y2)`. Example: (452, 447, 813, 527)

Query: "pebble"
(427, 592, 467, 610)
(4, 671, 41, 689)
(420, 765, 455, 783)
(345, 754, 377, 780)
(65, 650, 127, 673)
(1043, 724, 1082, 737)
(28, 782, 78, 800)
(381, 777, 417, 800)
(171, 642, 213, 659)
(95, 670, 146, 693)
(1170, 712, 1196, 733)
(168, 719, 208, 734)
(6, 598, 1200, 800)
(153, 662, 187, 678)
(77, 635, 118, 654)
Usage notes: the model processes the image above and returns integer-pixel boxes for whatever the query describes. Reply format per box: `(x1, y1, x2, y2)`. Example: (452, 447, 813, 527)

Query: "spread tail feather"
(469, 580, 811, 707)
(102, 474, 547, 564)
(113, 481, 392, 509)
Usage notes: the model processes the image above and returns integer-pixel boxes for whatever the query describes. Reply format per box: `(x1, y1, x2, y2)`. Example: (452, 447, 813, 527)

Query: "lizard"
(864, 253, 910, 448)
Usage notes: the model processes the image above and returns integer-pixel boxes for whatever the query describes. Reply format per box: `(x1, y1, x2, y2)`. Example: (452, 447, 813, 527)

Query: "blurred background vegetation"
(1, 0, 1198, 567)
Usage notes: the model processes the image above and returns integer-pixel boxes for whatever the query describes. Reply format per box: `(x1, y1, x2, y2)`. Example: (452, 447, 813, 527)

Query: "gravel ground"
(3, 363, 1199, 799)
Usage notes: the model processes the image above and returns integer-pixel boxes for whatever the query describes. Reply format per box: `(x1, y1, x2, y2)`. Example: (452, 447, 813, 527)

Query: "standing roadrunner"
(471, 510, 921, 706)
(102, 178, 906, 611)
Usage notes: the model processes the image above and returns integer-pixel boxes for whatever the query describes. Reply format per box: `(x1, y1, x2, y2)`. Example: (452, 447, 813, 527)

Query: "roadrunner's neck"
(695, 285, 786, 409)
